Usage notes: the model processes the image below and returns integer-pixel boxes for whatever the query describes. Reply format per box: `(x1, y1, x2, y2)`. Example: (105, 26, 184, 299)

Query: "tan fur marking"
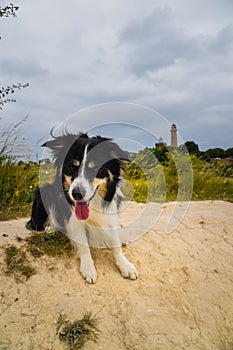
(92, 177, 107, 199)
(73, 160, 80, 167)
(108, 170, 114, 181)
(63, 175, 72, 191)
(93, 177, 106, 188)
(97, 183, 108, 199)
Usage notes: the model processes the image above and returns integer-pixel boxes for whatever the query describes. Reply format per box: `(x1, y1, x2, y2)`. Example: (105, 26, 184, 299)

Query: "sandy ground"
(0, 201, 233, 350)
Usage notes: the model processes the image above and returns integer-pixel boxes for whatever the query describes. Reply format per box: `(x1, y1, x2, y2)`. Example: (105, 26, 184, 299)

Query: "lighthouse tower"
(170, 124, 178, 147)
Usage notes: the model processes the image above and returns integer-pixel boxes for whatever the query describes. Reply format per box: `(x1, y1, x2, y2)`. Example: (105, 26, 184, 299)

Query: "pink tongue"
(75, 202, 89, 220)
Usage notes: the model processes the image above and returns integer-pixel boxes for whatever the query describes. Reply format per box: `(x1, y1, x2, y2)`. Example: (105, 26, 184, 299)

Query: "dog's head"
(43, 132, 129, 220)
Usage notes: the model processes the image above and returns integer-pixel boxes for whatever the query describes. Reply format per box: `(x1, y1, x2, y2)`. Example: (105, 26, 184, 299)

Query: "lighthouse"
(170, 124, 178, 147)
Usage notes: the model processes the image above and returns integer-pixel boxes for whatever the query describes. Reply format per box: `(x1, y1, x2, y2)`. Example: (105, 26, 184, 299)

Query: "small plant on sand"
(56, 312, 101, 349)
(4, 245, 36, 282)
(26, 230, 72, 258)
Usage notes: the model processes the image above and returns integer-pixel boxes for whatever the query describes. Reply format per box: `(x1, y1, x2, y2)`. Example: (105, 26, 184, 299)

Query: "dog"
(26, 132, 138, 283)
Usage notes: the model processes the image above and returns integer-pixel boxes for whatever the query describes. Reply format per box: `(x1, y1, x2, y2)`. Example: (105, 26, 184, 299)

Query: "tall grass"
(0, 118, 39, 220)
(191, 155, 233, 201)
(0, 161, 38, 219)
(125, 151, 233, 203)
(0, 127, 233, 222)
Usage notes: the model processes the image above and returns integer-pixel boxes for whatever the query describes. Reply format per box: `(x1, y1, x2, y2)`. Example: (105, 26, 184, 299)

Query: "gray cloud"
(119, 11, 233, 77)
(0, 58, 48, 79)
(119, 9, 195, 73)
(211, 25, 233, 54)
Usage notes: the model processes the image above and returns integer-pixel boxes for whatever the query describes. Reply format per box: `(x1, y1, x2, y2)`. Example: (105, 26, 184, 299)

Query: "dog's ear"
(41, 137, 66, 161)
(42, 137, 68, 150)
(42, 133, 87, 162)
(109, 142, 129, 162)
(42, 139, 61, 149)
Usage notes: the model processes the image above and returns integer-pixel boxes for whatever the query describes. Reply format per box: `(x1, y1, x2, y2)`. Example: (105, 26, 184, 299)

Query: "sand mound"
(0, 201, 233, 349)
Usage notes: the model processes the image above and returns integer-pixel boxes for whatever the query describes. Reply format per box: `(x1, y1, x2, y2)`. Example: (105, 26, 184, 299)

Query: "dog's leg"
(93, 223, 138, 280)
(66, 216, 97, 284)
(101, 225, 138, 280)
(112, 246, 138, 280)
(78, 244, 97, 284)
(26, 187, 48, 231)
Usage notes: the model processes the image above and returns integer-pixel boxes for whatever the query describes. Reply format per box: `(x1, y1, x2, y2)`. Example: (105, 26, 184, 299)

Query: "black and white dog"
(26, 132, 138, 283)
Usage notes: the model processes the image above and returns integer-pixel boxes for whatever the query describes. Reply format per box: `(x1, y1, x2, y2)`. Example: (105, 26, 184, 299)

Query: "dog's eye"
(73, 160, 80, 167)
(88, 161, 95, 169)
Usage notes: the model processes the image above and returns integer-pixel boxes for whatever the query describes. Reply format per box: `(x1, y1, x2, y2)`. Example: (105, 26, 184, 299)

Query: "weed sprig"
(57, 312, 101, 349)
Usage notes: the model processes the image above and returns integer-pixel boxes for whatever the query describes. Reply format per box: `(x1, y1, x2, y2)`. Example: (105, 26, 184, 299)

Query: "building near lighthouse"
(155, 137, 167, 149)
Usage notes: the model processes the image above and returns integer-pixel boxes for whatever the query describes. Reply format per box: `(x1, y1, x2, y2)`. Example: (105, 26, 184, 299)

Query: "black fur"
(26, 187, 48, 231)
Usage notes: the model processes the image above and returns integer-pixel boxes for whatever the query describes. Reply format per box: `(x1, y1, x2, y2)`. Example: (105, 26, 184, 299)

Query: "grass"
(4, 231, 71, 281)
(0, 117, 233, 221)
(0, 139, 233, 222)
(3, 229, 72, 282)
(124, 152, 233, 203)
(0, 161, 39, 220)
(57, 312, 101, 350)
(4, 245, 36, 282)
(0, 117, 39, 220)
(26, 230, 72, 258)
(191, 155, 233, 202)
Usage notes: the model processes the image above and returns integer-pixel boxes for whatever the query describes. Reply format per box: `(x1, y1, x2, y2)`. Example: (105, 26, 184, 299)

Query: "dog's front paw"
(80, 258, 97, 284)
(117, 258, 139, 280)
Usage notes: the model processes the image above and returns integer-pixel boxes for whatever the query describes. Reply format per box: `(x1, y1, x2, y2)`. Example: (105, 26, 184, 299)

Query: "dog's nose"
(72, 187, 85, 201)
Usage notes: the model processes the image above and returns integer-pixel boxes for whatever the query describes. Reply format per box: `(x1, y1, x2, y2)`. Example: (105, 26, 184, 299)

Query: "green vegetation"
(191, 155, 233, 201)
(0, 3, 19, 17)
(0, 117, 39, 220)
(4, 245, 36, 282)
(0, 83, 29, 110)
(0, 119, 233, 222)
(125, 150, 233, 203)
(0, 161, 39, 220)
(26, 231, 72, 258)
(57, 312, 101, 349)
(3, 231, 71, 281)
(0, 3, 32, 219)
(1, 148, 233, 221)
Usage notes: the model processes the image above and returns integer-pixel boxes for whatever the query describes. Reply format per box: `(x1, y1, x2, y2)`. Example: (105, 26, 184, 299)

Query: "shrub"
(0, 161, 39, 219)
(0, 118, 39, 219)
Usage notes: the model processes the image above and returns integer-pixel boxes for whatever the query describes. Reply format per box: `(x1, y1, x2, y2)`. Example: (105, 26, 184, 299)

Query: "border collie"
(26, 132, 138, 283)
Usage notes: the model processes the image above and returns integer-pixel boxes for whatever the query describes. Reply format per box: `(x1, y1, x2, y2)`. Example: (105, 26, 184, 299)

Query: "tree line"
(182, 141, 233, 161)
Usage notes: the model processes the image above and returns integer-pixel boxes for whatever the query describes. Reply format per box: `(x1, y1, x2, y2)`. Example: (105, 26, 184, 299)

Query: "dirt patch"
(0, 201, 233, 349)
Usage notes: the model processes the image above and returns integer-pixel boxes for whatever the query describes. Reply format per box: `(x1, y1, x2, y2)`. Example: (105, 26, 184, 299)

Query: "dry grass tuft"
(57, 312, 101, 349)
(4, 245, 36, 282)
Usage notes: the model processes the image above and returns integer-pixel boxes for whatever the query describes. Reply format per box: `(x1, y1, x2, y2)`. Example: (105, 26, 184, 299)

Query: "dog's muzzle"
(72, 186, 86, 201)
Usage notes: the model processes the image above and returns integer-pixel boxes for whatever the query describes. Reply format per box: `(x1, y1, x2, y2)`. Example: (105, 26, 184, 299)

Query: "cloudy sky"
(0, 0, 233, 158)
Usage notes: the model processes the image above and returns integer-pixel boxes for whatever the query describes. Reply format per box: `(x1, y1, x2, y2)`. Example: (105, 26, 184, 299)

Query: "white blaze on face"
(79, 144, 88, 178)
(69, 145, 88, 201)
